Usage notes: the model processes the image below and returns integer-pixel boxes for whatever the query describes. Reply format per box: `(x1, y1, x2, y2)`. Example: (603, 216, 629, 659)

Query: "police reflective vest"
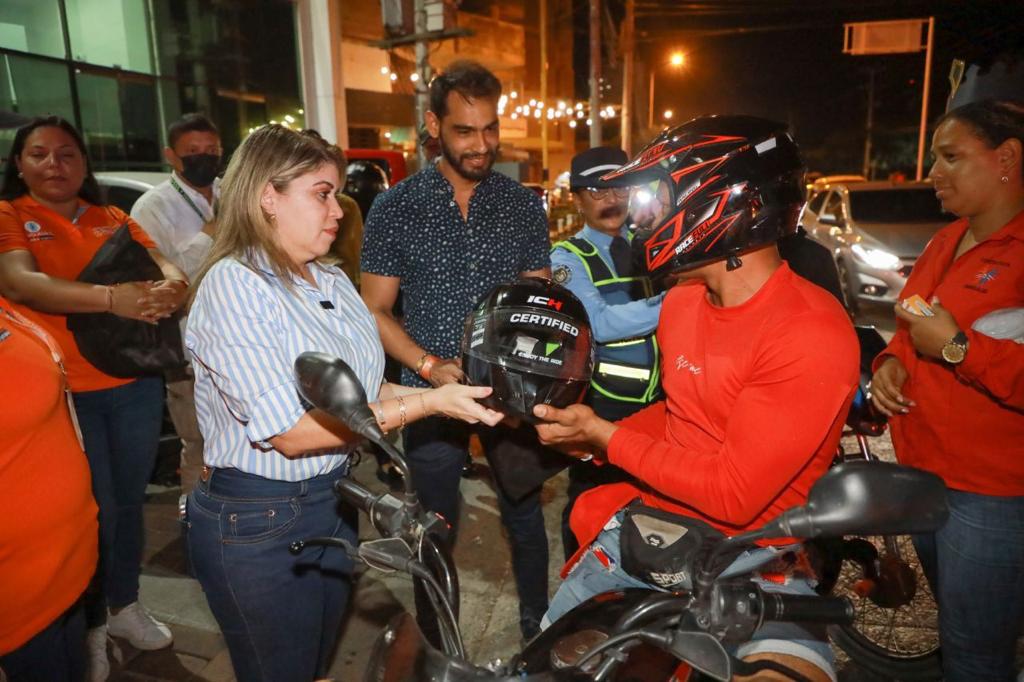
(551, 236, 661, 405)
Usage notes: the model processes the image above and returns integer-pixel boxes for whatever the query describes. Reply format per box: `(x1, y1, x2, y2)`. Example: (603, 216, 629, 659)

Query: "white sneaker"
(107, 602, 173, 650)
(86, 626, 110, 682)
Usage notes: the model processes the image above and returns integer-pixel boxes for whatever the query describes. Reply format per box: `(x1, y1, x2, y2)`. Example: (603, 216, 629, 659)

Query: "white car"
(94, 171, 166, 214)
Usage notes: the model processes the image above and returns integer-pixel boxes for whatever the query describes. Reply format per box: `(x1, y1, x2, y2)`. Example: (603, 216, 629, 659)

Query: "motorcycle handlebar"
(761, 591, 854, 625)
(335, 478, 378, 513)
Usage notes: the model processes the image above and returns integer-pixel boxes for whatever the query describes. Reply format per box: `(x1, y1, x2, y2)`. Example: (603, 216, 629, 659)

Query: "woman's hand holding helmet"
(109, 281, 162, 324)
(424, 383, 504, 426)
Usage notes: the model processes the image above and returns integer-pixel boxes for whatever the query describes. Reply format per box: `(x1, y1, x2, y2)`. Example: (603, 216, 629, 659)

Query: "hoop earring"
(1001, 175, 1010, 184)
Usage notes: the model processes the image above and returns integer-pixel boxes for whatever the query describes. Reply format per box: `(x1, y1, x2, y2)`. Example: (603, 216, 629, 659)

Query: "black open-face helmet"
(343, 160, 389, 219)
(462, 277, 594, 423)
(605, 115, 806, 280)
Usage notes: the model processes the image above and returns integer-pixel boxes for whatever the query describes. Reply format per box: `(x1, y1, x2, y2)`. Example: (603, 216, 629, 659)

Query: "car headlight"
(851, 244, 901, 270)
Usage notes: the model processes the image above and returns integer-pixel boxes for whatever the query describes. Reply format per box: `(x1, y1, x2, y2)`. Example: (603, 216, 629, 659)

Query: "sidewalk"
(111, 436, 918, 681)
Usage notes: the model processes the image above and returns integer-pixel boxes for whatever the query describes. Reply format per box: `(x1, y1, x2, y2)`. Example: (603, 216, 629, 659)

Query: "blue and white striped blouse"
(186, 252, 385, 481)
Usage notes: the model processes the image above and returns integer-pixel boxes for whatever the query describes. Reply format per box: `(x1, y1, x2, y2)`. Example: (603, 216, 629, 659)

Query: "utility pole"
(647, 65, 654, 130)
(588, 0, 602, 147)
(621, 0, 634, 154)
(915, 16, 935, 181)
(414, 0, 430, 168)
(862, 67, 875, 179)
(540, 0, 549, 181)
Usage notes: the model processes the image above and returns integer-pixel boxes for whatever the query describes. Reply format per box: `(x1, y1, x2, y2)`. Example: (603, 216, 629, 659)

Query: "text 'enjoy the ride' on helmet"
(461, 277, 595, 423)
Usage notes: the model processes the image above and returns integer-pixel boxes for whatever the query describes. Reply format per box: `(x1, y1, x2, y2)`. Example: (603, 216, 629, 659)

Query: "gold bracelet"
(105, 285, 115, 312)
(396, 394, 407, 429)
(417, 391, 428, 417)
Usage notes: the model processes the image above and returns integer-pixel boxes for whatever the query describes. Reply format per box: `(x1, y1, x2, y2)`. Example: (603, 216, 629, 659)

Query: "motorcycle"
(810, 327, 941, 680)
(290, 351, 949, 681)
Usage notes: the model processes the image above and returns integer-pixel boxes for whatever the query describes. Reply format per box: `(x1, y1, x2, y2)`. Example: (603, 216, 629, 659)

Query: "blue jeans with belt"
(72, 376, 164, 624)
(912, 489, 1024, 682)
(186, 466, 355, 682)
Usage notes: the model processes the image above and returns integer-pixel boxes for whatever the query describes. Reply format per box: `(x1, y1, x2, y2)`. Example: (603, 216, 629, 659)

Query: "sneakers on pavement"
(86, 626, 110, 682)
(107, 602, 173, 650)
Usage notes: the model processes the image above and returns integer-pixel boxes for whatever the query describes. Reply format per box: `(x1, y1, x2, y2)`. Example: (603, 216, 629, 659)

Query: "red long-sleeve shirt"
(875, 211, 1024, 496)
(569, 264, 859, 554)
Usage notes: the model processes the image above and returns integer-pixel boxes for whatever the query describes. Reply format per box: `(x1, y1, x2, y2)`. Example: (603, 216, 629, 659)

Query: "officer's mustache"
(599, 205, 626, 219)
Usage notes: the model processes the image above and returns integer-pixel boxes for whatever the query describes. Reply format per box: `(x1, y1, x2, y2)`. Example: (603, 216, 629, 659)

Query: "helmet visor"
(464, 306, 593, 380)
(629, 178, 673, 233)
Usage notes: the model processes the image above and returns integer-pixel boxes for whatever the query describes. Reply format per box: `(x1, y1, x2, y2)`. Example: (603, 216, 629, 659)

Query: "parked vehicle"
(346, 148, 408, 184)
(95, 171, 165, 214)
(292, 352, 949, 682)
(805, 174, 866, 202)
(801, 181, 949, 314)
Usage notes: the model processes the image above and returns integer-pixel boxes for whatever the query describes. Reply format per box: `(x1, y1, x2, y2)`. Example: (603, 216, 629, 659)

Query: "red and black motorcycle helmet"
(462, 277, 594, 423)
(605, 115, 806, 279)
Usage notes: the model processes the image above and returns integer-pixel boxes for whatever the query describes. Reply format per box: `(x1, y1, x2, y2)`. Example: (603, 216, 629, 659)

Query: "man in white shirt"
(131, 113, 221, 493)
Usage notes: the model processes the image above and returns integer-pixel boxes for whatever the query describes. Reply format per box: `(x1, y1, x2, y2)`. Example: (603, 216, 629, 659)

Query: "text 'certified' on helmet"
(462, 277, 595, 422)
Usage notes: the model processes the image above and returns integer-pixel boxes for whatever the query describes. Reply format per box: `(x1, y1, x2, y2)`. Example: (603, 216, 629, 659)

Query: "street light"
(664, 109, 674, 120)
(649, 50, 686, 129)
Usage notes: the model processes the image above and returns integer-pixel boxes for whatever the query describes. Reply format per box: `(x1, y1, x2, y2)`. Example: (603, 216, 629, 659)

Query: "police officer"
(551, 146, 664, 559)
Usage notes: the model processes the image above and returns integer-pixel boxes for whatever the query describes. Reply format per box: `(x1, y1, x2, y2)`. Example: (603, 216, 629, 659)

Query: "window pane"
(65, 0, 154, 74)
(76, 71, 123, 165)
(0, 52, 74, 119)
(0, 0, 66, 59)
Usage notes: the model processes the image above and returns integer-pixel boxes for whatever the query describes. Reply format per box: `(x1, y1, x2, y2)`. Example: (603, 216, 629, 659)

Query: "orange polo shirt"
(568, 265, 859, 557)
(0, 296, 98, 653)
(875, 210, 1024, 496)
(0, 195, 157, 392)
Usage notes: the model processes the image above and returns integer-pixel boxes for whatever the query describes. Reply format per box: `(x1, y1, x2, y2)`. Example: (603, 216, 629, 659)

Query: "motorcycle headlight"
(851, 244, 900, 271)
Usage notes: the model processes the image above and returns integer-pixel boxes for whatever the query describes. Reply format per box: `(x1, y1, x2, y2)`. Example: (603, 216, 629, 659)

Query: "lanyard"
(0, 305, 85, 449)
(170, 176, 215, 223)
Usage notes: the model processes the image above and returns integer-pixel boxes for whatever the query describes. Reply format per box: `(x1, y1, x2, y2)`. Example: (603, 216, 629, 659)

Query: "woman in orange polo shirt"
(871, 99, 1024, 681)
(0, 295, 98, 681)
(0, 117, 188, 682)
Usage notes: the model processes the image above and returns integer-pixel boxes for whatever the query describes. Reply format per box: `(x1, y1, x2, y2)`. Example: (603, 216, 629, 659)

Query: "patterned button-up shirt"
(362, 163, 550, 386)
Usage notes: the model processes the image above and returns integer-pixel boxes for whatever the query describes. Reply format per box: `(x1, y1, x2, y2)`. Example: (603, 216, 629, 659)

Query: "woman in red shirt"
(0, 118, 188, 681)
(0, 296, 98, 681)
(871, 99, 1024, 682)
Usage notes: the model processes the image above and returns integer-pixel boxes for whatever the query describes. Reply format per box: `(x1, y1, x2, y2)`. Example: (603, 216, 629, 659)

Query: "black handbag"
(66, 224, 186, 378)
(619, 502, 725, 590)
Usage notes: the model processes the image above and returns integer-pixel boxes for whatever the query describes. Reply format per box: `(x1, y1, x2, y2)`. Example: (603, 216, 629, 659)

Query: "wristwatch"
(940, 331, 969, 364)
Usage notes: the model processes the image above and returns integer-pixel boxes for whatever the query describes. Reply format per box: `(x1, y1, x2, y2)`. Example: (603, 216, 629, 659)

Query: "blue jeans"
(186, 466, 355, 682)
(543, 516, 836, 678)
(72, 377, 164, 623)
(0, 599, 85, 682)
(912, 489, 1024, 682)
(404, 417, 549, 640)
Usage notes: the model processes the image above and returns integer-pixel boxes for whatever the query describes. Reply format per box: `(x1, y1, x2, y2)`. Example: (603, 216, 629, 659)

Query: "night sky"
(572, 0, 1022, 175)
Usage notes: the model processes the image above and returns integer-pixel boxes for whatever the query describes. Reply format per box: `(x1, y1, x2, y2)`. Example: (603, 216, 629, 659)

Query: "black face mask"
(179, 153, 221, 188)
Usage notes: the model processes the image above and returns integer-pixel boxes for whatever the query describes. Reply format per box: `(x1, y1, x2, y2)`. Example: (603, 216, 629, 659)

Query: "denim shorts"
(542, 513, 836, 680)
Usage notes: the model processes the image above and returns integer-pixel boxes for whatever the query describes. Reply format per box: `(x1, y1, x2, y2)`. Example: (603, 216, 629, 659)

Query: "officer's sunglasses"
(583, 187, 631, 200)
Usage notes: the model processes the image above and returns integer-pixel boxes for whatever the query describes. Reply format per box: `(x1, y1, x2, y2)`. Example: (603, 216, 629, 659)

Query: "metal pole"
(621, 0, 634, 155)
(415, 0, 430, 168)
(915, 16, 934, 181)
(648, 66, 655, 130)
(862, 68, 875, 179)
(588, 0, 602, 147)
(540, 0, 549, 180)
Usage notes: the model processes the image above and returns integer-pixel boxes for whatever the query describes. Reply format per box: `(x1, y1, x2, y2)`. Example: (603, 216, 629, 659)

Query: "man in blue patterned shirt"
(361, 60, 552, 641)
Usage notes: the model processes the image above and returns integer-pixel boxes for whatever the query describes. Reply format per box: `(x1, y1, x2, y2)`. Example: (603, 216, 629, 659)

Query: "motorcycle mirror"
(294, 351, 385, 444)
(666, 631, 731, 681)
(764, 461, 948, 539)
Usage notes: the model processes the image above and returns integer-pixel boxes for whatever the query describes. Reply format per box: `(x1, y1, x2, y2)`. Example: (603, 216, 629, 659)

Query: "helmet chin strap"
(726, 255, 743, 271)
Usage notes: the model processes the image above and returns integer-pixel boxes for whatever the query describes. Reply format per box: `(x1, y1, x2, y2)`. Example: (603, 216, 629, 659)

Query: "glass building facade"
(0, 0, 304, 169)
